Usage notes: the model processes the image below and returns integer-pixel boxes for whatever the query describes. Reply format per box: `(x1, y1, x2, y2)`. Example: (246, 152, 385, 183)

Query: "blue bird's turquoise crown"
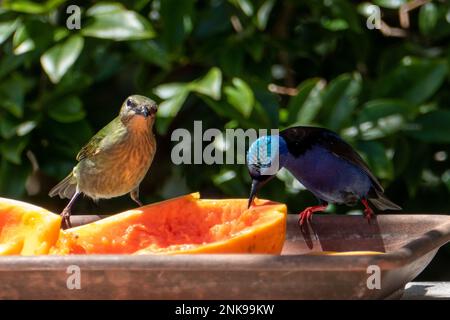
(247, 135, 287, 176)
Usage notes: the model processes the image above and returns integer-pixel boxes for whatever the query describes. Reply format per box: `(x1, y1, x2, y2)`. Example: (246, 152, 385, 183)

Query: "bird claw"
(361, 199, 374, 225)
(298, 209, 314, 227)
(364, 208, 373, 225)
(297, 204, 328, 229)
(60, 209, 72, 229)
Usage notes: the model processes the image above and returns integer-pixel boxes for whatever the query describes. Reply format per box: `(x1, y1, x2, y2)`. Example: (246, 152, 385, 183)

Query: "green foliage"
(0, 0, 449, 216)
(82, 2, 155, 41)
(41, 35, 84, 83)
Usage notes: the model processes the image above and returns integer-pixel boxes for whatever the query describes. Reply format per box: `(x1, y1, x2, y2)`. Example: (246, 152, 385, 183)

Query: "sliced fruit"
(51, 193, 287, 255)
(0, 198, 61, 255)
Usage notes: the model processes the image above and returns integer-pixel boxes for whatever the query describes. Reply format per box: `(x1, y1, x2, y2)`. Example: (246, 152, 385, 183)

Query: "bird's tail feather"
(48, 172, 77, 199)
(369, 189, 402, 211)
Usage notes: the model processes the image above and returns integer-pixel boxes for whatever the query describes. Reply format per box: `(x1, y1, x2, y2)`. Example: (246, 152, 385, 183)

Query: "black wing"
(280, 126, 383, 192)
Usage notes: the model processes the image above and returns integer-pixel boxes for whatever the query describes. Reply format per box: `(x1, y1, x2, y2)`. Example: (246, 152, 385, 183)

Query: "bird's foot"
(298, 208, 314, 227)
(60, 208, 72, 229)
(297, 204, 328, 227)
(130, 189, 143, 207)
(361, 199, 374, 224)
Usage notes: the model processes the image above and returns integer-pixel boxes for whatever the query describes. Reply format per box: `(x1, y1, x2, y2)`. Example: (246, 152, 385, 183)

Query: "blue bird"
(246, 126, 401, 226)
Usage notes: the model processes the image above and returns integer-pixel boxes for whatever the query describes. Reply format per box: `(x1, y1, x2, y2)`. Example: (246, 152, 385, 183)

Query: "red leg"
(298, 204, 328, 226)
(361, 198, 374, 223)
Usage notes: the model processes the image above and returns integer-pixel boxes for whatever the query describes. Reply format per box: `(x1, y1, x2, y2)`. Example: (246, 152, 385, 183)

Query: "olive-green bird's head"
(120, 95, 158, 129)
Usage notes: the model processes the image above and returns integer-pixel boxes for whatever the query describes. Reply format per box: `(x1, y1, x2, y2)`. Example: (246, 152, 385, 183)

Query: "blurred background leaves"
(0, 0, 449, 277)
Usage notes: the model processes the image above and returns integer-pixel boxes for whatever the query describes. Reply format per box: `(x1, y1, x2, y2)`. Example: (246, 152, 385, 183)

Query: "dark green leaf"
(160, 0, 194, 49)
(393, 137, 410, 177)
(156, 88, 189, 118)
(442, 170, 450, 194)
(357, 99, 418, 140)
(373, 0, 406, 9)
(323, 73, 362, 131)
(0, 136, 28, 164)
(419, 3, 438, 35)
(0, 114, 19, 139)
(12, 19, 55, 55)
(231, 0, 254, 16)
(129, 40, 171, 69)
(194, 1, 232, 38)
(154, 83, 188, 99)
(0, 18, 20, 45)
(48, 96, 85, 123)
(287, 78, 325, 125)
(252, 85, 279, 128)
(201, 96, 240, 121)
(224, 78, 254, 118)
(155, 86, 190, 134)
(154, 67, 222, 128)
(0, 159, 29, 197)
(328, 0, 362, 33)
(40, 35, 84, 83)
(16, 120, 37, 136)
(0, 51, 29, 80)
(190, 67, 222, 100)
(12, 22, 35, 55)
(83, 4, 155, 41)
(357, 141, 394, 180)
(0, 73, 33, 118)
(407, 110, 450, 143)
(2, 0, 67, 14)
(375, 58, 447, 105)
(52, 71, 93, 97)
(45, 119, 93, 158)
(212, 169, 246, 196)
(321, 18, 349, 31)
(256, 0, 275, 30)
(85, 2, 124, 15)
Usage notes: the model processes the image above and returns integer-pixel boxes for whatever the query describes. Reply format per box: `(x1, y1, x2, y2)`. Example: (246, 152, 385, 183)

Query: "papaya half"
(51, 193, 287, 255)
(0, 193, 287, 255)
(0, 198, 61, 255)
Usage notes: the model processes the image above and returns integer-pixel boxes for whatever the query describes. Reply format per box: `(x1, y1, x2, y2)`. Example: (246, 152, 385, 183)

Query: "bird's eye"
(126, 99, 133, 107)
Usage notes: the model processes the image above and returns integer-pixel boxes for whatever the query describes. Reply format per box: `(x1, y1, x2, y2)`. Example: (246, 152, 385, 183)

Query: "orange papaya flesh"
(0, 198, 61, 255)
(51, 193, 287, 255)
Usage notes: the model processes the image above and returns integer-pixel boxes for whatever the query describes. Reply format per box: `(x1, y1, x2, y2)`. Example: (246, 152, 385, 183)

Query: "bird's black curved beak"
(139, 104, 158, 117)
(248, 179, 260, 208)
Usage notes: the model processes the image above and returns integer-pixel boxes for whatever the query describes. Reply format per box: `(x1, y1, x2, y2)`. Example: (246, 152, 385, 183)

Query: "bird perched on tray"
(246, 126, 401, 226)
(49, 95, 158, 229)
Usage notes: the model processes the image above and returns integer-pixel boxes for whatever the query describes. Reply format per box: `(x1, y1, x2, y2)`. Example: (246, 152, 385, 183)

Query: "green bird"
(49, 95, 158, 229)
